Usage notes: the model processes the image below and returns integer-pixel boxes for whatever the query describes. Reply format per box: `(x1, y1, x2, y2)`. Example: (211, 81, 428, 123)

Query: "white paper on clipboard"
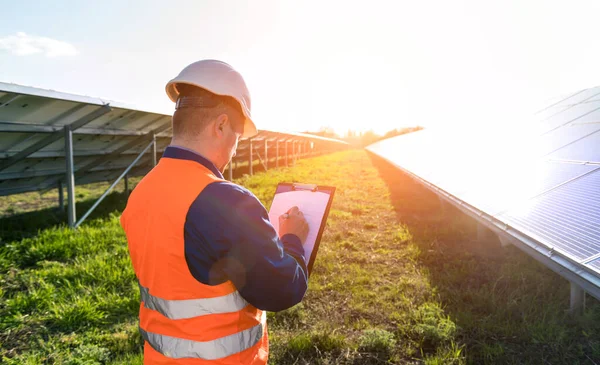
(268, 190, 331, 264)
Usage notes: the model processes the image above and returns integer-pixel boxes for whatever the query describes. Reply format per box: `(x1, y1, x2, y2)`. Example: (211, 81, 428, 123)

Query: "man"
(121, 59, 310, 364)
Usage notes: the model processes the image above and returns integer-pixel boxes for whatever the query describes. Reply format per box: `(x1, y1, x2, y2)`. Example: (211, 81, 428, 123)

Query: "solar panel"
(0, 82, 348, 199)
(552, 87, 600, 107)
(538, 102, 600, 134)
(459, 161, 597, 215)
(498, 168, 600, 262)
(547, 129, 600, 162)
(367, 85, 600, 306)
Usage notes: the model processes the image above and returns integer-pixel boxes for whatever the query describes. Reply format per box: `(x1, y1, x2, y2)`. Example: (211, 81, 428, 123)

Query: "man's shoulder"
(192, 180, 262, 211)
(205, 180, 255, 199)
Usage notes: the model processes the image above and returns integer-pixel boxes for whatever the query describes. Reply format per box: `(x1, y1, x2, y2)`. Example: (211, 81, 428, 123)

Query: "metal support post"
(477, 222, 488, 242)
(497, 234, 513, 248)
(275, 140, 279, 168)
(124, 174, 129, 195)
(292, 141, 296, 164)
(285, 141, 289, 167)
(264, 139, 268, 171)
(64, 126, 76, 228)
(438, 196, 447, 216)
(58, 180, 64, 211)
(570, 282, 584, 315)
(255, 151, 267, 171)
(228, 161, 233, 181)
(74, 141, 153, 229)
(151, 134, 157, 167)
(249, 139, 253, 175)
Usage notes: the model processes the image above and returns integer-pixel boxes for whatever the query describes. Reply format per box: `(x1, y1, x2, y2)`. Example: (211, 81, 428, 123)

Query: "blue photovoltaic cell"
(590, 259, 600, 271)
(539, 122, 600, 157)
(551, 87, 600, 108)
(538, 101, 600, 134)
(548, 129, 600, 163)
(458, 161, 597, 216)
(499, 168, 600, 262)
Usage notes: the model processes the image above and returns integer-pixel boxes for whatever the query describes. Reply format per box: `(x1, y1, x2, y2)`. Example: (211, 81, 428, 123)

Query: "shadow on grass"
(0, 190, 129, 243)
(367, 152, 600, 364)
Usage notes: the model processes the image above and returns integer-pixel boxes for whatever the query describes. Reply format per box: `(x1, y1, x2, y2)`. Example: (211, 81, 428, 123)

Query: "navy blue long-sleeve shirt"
(164, 146, 308, 312)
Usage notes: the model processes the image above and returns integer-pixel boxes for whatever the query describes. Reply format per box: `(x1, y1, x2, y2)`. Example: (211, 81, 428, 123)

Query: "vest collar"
(163, 146, 224, 179)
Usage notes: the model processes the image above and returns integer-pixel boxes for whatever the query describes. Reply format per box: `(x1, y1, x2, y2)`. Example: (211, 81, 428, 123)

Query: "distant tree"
(341, 126, 424, 148)
(377, 126, 424, 143)
(303, 126, 339, 139)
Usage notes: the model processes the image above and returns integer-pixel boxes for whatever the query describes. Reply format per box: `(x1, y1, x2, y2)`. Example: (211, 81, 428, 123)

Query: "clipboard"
(268, 182, 336, 276)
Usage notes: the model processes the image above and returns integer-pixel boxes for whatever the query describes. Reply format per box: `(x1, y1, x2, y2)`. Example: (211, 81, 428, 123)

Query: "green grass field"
(1, 150, 599, 364)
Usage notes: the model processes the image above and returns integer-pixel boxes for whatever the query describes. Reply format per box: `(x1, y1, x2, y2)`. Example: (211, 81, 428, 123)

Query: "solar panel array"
(0, 82, 348, 197)
(367, 86, 600, 299)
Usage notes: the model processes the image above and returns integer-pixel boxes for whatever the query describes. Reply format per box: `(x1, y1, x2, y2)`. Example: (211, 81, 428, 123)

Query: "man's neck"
(170, 139, 220, 168)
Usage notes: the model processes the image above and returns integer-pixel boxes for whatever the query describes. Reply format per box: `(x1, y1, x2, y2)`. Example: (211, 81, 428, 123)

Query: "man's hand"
(279, 206, 309, 244)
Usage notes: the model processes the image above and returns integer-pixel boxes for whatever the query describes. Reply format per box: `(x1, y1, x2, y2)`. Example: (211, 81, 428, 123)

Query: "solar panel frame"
(366, 85, 600, 303)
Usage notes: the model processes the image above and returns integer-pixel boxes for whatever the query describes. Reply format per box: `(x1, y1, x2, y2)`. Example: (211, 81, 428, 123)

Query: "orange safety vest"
(121, 156, 268, 364)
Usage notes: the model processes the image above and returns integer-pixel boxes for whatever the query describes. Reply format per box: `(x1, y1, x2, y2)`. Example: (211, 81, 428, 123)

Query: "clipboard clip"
(292, 183, 318, 192)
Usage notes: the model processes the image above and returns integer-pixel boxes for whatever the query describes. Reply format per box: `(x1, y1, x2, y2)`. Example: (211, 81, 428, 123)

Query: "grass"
(1, 149, 599, 364)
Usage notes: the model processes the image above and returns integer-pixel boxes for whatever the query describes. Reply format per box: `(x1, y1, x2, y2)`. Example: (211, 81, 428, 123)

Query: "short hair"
(172, 85, 244, 138)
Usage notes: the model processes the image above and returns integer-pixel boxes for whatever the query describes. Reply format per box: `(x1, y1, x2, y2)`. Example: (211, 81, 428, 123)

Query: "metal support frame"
(0, 93, 22, 107)
(255, 151, 267, 171)
(438, 195, 448, 216)
(64, 126, 76, 228)
(264, 139, 268, 171)
(477, 222, 487, 242)
(124, 174, 129, 195)
(497, 233, 513, 247)
(76, 123, 170, 178)
(151, 134, 157, 167)
(276, 140, 279, 168)
(0, 105, 111, 173)
(249, 139, 253, 175)
(570, 283, 585, 314)
(58, 180, 64, 211)
(74, 140, 154, 229)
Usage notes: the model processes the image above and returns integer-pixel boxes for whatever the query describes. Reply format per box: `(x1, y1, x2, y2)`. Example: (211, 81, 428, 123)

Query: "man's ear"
(214, 114, 228, 137)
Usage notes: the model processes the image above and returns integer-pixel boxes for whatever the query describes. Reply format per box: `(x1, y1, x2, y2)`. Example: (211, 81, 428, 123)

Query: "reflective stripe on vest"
(140, 322, 264, 360)
(139, 283, 248, 320)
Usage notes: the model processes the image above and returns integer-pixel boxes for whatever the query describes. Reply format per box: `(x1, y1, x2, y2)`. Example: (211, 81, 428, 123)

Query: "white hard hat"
(166, 60, 258, 138)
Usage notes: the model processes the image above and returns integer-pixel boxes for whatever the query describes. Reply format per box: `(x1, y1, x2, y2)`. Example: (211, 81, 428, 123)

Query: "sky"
(1, 0, 600, 135)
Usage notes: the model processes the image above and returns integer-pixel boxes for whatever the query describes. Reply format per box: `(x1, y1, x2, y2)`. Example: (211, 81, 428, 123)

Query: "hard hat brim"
(166, 80, 258, 139)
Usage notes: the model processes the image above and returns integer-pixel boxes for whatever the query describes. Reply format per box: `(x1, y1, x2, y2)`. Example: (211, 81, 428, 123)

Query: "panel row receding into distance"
(0, 82, 348, 196)
(367, 85, 600, 298)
